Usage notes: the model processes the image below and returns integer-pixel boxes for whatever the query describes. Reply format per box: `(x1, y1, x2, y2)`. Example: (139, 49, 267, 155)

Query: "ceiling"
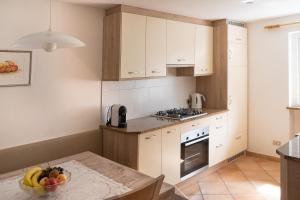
(59, 0, 300, 22)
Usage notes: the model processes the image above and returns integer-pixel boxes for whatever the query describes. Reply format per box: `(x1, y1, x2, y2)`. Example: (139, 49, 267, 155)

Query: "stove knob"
(186, 137, 189, 141)
(197, 133, 200, 137)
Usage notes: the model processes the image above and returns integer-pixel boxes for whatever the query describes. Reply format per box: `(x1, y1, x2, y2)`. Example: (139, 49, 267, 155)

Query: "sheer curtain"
(289, 31, 300, 107)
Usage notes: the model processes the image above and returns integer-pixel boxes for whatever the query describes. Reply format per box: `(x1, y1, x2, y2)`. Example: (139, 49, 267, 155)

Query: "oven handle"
(184, 136, 209, 147)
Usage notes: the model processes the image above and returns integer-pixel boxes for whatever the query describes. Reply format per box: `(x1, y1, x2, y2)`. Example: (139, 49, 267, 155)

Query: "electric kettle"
(191, 93, 206, 112)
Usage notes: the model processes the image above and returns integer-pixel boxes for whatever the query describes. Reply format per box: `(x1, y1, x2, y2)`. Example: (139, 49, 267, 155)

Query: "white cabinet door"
(167, 20, 195, 65)
(162, 126, 181, 185)
(121, 13, 146, 79)
(227, 66, 247, 157)
(228, 25, 247, 44)
(146, 17, 167, 77)
(228, 66, 243, 136)
(194, 25, 213, 75)
(138, 130, 162, 178)
(228, 43, 247, 67)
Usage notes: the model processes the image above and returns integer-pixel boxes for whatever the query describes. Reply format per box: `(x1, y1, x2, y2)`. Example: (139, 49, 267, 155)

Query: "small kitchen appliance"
(190, 93, 206, 112)
(106, 104, 127, 128)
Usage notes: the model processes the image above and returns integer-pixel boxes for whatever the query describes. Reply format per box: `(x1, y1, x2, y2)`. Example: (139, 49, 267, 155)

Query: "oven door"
(180, 136, 209, 178)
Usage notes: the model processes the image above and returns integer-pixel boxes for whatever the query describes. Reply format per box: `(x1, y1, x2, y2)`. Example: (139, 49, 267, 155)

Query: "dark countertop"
(100, 108, 228, 134)
(277, 136, 300, 161)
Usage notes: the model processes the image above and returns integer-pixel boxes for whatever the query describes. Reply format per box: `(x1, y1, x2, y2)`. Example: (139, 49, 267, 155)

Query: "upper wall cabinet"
(102, 5, 213, 80)
(146, 17, 167, 77)
(194, 25, 213, 76)
(167, 20, 196, 66)
(121, 13, 146, 79)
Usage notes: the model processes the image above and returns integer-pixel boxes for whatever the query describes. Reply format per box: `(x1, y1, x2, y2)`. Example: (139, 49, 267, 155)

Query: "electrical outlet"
(272, 140, 281, 146)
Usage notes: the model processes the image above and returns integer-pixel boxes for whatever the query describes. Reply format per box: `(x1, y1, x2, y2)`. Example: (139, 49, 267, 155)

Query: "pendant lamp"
(13, 0, 85, 52)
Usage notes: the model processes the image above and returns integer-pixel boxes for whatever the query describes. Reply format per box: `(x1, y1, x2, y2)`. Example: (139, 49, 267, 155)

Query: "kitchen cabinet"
(227, 25, 248, 158)
(228, 43, 247, 67)
(138, 129, 162, 178)
(167, 20, 196, 65)
(209, 113, 228, 167)
(161, 126, 181, 185)
(102, 5, 213, 80)
(146, 17, 167, 77)
(228, 24, 247, 44)
(194, 25, 213, 75)
(121, 13, 146, 79)
(196, 20, 248, 159)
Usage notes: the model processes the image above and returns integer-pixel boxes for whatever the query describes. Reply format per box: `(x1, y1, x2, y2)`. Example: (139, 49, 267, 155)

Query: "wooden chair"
(106, 175, 165, 200)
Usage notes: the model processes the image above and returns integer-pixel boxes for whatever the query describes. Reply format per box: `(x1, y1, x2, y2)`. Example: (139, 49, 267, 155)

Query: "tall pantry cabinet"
(196, 20, 248, 159)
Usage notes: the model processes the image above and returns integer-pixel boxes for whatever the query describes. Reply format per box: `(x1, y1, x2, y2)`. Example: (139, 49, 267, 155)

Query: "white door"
(146, 17, 167, 77)
(161, 126, 181, 185)
(194, 25, 213, 75)
(167, 20, 195, 65)
(121, 13, 146, 79)
(138, 130, 162, 178)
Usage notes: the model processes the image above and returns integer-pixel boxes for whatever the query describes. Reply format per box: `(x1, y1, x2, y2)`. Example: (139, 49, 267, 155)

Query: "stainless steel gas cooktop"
(153, 108, 208, 120)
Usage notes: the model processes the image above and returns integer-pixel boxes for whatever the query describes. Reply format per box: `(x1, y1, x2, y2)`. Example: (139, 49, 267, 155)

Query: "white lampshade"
(13, 31, 85, 52)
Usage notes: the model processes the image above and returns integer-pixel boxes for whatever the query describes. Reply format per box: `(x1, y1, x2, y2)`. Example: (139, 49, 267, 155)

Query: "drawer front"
(228, 131, 247, 158)
(209, 133, 227, 167)
(180, 120, 200, 133)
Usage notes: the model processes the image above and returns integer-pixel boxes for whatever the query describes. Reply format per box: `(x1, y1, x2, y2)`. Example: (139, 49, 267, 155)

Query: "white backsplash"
(101, 77, 196, 122)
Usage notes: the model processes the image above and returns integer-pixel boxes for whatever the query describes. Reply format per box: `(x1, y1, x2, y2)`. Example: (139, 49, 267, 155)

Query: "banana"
(23, 167, 42, 187)
(31, 170, 43, 187)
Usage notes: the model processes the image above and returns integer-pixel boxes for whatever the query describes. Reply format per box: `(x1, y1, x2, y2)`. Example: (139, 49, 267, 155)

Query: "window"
(289, 31, 300, 107)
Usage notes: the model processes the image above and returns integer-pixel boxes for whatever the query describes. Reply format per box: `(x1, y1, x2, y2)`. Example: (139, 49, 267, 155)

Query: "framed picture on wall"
(0, 50, 32, 87)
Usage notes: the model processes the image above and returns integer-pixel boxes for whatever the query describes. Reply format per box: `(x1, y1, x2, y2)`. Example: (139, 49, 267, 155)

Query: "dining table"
(0, 151, 185, 200)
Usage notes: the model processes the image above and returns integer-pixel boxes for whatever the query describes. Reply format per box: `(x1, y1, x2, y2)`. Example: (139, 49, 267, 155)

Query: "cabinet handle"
(236, 136, 242, 140)
(205, 69, 208, 71)
(177, 58, 186, 62)
(216, 126, 223, 130)
(236, 38, 242, 41)
(152, 70, 161, 74)
(128, 71, 139, 75)
(216, 116, 223, 120)
(192, 124, 197, 127)
(228, 49, 232, 60)
(145, 137, 151, 140)
(228, 95, 233, 106)
(216, 144, 223, 148)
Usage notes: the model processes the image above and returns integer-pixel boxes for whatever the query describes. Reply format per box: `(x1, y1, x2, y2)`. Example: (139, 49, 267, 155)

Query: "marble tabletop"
(276, 136, 300, 161)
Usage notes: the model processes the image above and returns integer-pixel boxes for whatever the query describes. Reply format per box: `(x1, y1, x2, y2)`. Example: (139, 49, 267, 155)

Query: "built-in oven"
(180, 126, 209, 179)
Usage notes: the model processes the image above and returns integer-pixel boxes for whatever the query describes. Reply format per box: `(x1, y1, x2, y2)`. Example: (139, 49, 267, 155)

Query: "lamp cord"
(49, 0, 52, 31)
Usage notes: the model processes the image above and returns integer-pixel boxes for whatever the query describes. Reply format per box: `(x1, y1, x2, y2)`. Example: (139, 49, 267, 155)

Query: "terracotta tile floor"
(176, 156, 280, 200)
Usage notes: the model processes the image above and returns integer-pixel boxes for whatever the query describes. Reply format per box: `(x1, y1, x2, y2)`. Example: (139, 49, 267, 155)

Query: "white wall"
(248, 14, 300, 157)
(0, 0, 104, 150)
(101, 77, 196, 122)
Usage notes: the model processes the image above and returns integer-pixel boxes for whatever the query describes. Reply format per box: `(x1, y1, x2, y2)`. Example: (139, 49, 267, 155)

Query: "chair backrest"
(106, 175, 165, 200)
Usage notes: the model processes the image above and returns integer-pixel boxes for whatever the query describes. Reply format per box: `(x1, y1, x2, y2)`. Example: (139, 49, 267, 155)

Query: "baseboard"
(246, 151, 280, 162)
(0, 129, 100, 174)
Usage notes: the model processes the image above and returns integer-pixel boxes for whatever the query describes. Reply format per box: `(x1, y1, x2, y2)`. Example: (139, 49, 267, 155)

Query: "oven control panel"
(181, 126, 209, 143)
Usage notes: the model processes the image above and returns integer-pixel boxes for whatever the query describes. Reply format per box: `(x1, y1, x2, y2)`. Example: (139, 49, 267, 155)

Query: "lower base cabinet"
(138, 129, 162, 178)
(138, 126, 181, 185)
(161, 127, 181, 185)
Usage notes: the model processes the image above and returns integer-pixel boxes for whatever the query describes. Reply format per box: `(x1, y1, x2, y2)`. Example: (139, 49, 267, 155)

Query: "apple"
(57, 174, 67, 183)
(39, 177, 49, 186)
(46, 177, 58, 192)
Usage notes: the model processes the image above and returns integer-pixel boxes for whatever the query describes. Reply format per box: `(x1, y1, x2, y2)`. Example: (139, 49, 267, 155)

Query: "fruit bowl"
(19, 167, 71, 198)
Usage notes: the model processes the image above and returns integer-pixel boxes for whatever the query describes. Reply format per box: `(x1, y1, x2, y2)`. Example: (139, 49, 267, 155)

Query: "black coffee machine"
(106, 104, 127, 128)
